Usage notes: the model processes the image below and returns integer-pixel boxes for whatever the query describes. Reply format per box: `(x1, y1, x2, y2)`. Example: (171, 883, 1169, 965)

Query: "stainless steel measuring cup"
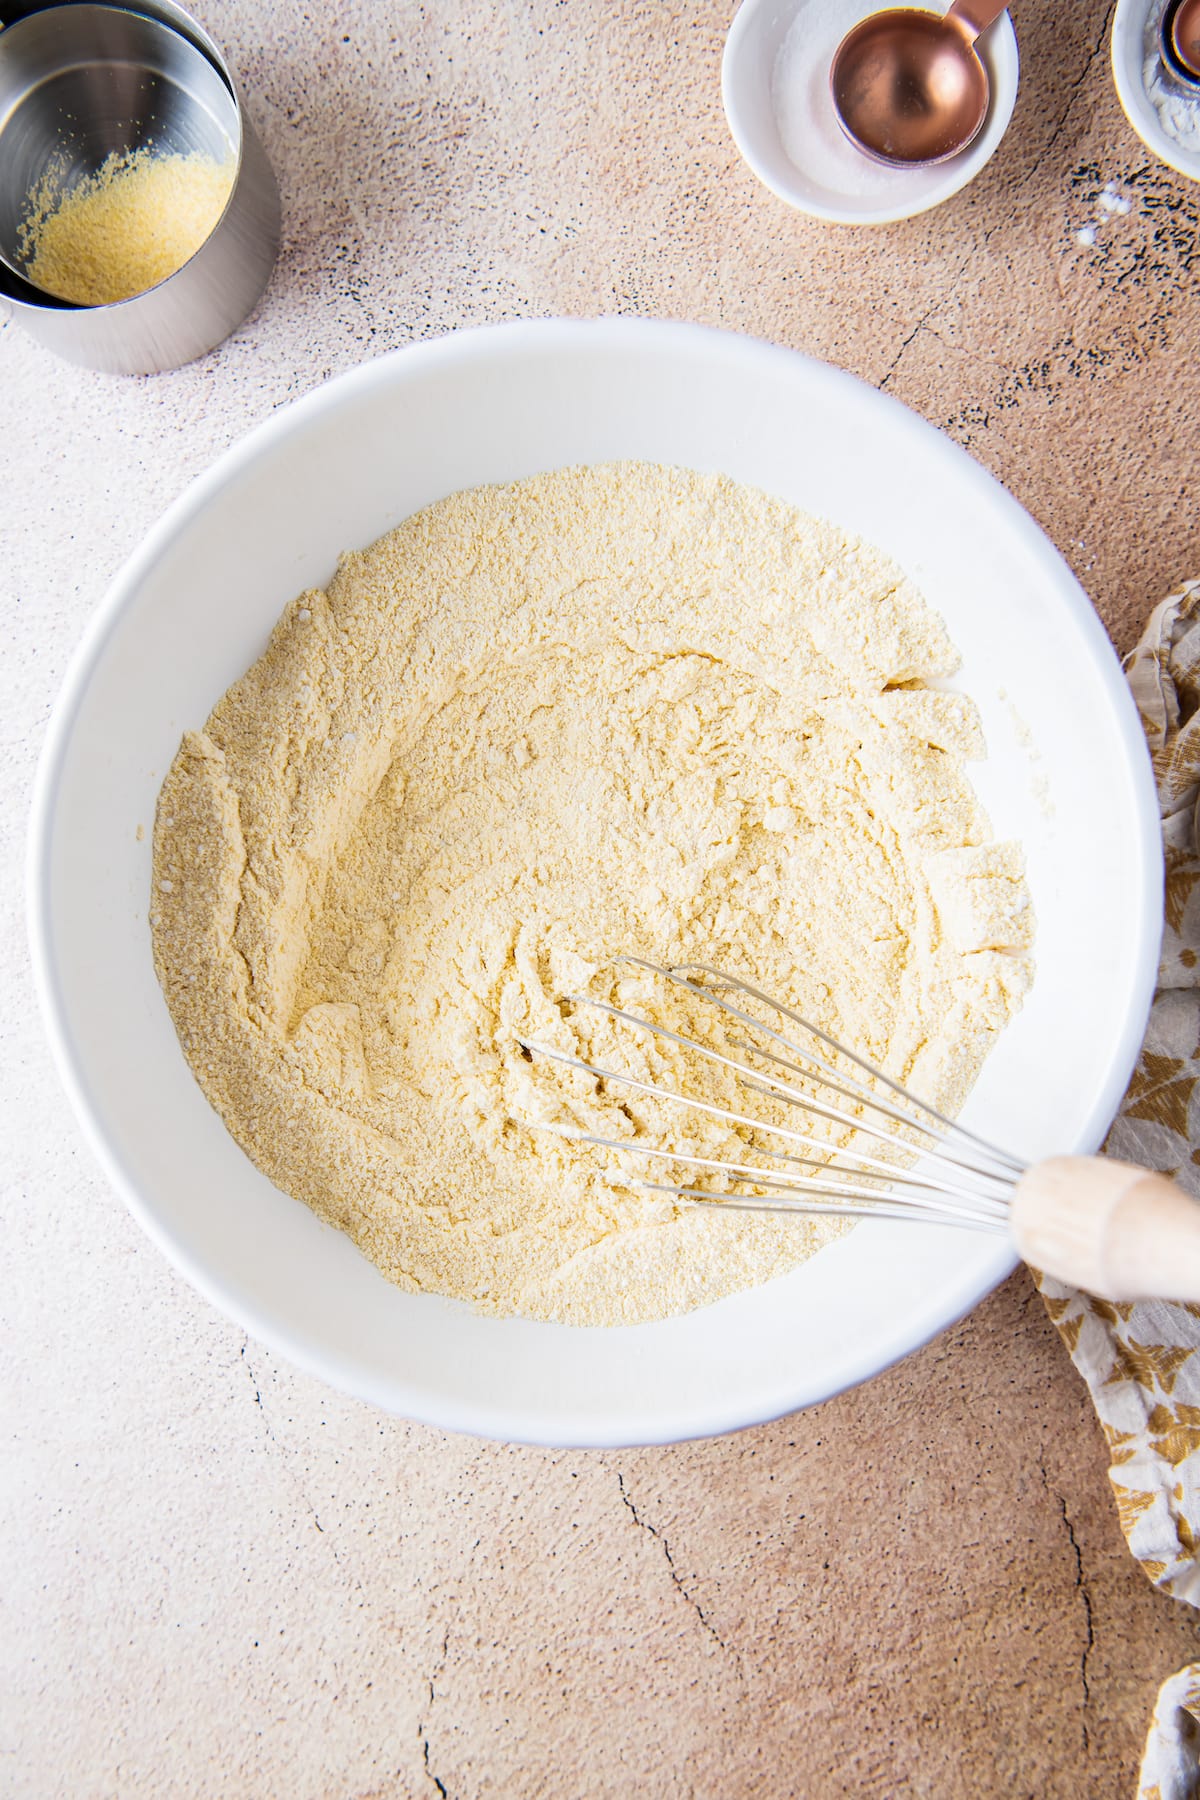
(0, 0, 279, 373)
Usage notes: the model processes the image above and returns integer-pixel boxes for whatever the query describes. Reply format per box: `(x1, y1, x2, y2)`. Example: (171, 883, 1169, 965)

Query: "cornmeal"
(19, 147, 235, 306)
(151, 464, 1033, 1326)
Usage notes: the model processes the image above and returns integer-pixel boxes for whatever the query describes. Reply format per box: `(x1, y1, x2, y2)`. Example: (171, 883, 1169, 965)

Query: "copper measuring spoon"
(831, 0, 1010, 168)
(1164, 0, 1200, 82)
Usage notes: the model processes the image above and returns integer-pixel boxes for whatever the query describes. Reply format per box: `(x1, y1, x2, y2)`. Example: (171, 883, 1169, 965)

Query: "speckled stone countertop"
(4, 3, 1200, 1794)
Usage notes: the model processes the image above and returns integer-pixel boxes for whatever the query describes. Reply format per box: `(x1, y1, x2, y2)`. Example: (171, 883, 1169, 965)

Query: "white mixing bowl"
(28, 318, 1161, 1446)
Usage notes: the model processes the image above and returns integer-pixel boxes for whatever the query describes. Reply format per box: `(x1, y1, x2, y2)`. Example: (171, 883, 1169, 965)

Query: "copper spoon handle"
(945, 0, 1009, 41)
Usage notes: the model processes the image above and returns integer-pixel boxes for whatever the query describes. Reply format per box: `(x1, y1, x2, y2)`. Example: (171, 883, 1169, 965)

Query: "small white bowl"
(722, 0, 1019, 225)
(1112, 0, 1200, 184)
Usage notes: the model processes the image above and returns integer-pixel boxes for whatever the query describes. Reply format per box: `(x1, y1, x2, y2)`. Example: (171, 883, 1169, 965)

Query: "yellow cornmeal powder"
(150, 464, 1033, 1327)
(19, 146, 235, 305)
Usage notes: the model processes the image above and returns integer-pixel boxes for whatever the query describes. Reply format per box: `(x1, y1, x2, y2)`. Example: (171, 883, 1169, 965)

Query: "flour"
(1069, 181, 1135, 257)
(151, 464, 1032, 1328)
(1143, 0, 1200, 152)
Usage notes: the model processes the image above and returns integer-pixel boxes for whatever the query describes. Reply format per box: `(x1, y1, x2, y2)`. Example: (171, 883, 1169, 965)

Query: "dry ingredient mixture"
(18, 145, 235, 305)
(151, 464, 1033, 1327)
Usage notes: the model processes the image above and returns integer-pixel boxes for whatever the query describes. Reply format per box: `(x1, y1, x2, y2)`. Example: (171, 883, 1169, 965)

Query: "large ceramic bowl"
(28, 318, 1161, 1447)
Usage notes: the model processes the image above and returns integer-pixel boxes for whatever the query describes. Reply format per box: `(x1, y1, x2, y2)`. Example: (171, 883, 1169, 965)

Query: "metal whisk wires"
(517, 959, 1025, 1234)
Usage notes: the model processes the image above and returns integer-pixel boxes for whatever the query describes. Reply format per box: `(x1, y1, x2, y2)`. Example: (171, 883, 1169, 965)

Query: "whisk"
(518, 958, 1200, 1305)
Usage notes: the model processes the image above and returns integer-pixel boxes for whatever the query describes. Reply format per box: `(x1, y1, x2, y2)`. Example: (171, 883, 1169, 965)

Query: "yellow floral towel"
(1035, 580, 1200, 1797)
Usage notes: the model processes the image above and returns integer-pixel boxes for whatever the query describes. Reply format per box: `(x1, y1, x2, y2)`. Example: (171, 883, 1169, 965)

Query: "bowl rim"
(26, 316, 1164, 1444)
(721, 0, 1020, 226)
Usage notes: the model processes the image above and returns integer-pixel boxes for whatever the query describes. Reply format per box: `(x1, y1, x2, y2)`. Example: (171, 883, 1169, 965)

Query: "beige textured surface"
(3, 0, 1200, 1793)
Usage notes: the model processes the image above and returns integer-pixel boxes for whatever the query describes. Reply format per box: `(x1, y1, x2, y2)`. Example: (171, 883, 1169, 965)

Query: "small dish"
(722, 0, 1019, 225)
(1112, 0, 1200, 184)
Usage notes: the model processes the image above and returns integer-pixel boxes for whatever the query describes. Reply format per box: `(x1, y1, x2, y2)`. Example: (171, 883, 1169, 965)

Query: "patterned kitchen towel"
(1033, 579, 1200, 1798)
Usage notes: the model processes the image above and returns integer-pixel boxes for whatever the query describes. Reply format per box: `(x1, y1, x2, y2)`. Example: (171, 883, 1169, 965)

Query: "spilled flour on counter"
(151, 464, 1033, 1326)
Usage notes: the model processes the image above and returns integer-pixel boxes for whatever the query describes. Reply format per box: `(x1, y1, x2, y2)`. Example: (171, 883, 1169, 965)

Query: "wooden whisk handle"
(1011, 1156, 1200, 1303)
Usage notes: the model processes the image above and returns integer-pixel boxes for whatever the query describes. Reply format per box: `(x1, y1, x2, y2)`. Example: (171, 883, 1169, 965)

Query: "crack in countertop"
(1041, 1458, 1097, 1754)
(615, 1470, 743, 1673)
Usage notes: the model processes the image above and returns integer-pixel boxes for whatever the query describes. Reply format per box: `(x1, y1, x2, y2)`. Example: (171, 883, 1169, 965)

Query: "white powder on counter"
(1068, 181, 1135, 254)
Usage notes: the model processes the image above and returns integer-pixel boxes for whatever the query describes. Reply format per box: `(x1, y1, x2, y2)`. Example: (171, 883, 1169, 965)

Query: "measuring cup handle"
(945, 0, 1010, 40)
